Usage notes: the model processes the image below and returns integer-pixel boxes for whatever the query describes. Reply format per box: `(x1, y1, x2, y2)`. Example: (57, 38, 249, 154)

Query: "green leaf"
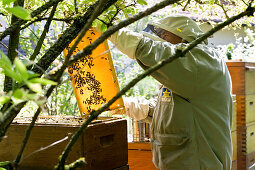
(0, 97, 10, 105)
(100, 23, 107, 32)
(14, 57, 28, 80)
(210, 0, 215, 5)
(26, 82, 42, 93)
(137, 0, 147, 5)
(5, 6, 31, 20)
(13, 89, 24, 99)
(0, 167, 6, 170)
(0, 50, 12, 69)
(4, 68, 23, 82)
(2, 0, 17, 6)
(27, 70, 40, 79)
(29, 78, 57, 86)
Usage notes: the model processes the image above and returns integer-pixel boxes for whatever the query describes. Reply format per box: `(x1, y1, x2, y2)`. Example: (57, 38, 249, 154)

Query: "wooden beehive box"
(226, 61, 255, 170)
(0, 118, 128, 170)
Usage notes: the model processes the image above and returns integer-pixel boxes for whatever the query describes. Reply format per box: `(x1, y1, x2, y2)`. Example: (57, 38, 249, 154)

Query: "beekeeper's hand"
(123, 97, 150, 121)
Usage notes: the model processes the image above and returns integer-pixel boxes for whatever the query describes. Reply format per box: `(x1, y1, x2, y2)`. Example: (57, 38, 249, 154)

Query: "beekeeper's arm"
(123, 97, 155, 122)
(109, 28, 196, 100)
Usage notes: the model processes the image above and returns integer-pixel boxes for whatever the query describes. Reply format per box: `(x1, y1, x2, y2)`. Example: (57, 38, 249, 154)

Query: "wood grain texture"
(246, 122, 255, 155)
(0, 119, 127, 170)
(245, 67, 255, 95)
(246, 95, 255, 124)
(128, 150, 156, 170)
(232, 95, 237, 131)
(232, 130, 237, 161)
(128, 142, 151, 151)
(226, 61, 245, 96)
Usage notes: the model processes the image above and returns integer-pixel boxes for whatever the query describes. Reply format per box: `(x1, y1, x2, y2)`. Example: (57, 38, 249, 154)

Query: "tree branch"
(30, 4, 58, 61)
(13, 108, 42, 168)
(61, 0, 107, 75)
(0, 101, 27, 140)
(55, 4, 255, 170)
(31, 0, 118, 75)
(74, 0, 79, 14)
(69, 0, 179, 65)
(0, 0, 64, 41)
(30, 0, 64, 18)
(20, 17, 75, 30)
(4, 0, 24, 93)
(216, 1, 230, 19)
(63, 158, 86, 170)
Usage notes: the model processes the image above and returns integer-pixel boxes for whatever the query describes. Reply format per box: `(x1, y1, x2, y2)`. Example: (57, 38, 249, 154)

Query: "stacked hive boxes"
(226, 61, 255, 170)
(0, 118, 128, 170)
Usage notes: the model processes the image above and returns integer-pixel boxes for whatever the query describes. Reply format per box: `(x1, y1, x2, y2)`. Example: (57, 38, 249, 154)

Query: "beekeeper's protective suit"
(109, 16, 233, 170)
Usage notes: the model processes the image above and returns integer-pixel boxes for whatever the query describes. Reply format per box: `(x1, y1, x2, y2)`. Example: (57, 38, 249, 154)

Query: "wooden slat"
(226, 61, 245, 67)
(246, 122, 255, 155)
(128, 150, 156, 170)
(1, 125, 83, 170)
(232, 95, 237, 131)
(247, 151, 255, 168)
(236, 95, 247, 170)
(245, 68, 255, 95)
(128, 142, 151, 151)
(232, 130, 237, 161)
(246, 95, 255, 125)
(226, 62, 245, 96)
(83, 119, 128, 170)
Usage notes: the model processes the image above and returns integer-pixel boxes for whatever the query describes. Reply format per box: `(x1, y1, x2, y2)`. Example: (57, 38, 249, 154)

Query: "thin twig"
(74, 0, 79, 14)
(30, 4, 58, 61)
(183, 0, 191, 11)
(13, 108, 42, 167)
(62, 0, 107, 71)
(20, 17, 75, 30)
(20, 135, 69, 163)
(0, 0, 64, 41)
(216, 1, 230, 19)
(63, 158, 86, 170)
(31, 0, 118, 75)
(69, 0, 179, 65)
(241, 0, 249, 6)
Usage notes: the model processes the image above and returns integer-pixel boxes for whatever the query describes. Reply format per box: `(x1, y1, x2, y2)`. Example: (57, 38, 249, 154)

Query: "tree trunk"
(4, 0, 24, 92)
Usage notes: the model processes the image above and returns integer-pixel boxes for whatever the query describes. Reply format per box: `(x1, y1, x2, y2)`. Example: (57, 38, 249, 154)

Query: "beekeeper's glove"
(123, 97, 152, 121)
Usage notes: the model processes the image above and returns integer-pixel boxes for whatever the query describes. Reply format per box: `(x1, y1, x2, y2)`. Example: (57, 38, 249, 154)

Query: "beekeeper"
(108, 16, 233, 170)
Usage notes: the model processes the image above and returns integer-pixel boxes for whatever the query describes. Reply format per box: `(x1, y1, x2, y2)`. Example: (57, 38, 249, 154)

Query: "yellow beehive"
(63, 29, 124, 116)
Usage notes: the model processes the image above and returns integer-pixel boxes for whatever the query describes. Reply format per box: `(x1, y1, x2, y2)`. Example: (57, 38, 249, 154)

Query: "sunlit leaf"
(100, 23, 107, 32)
(13, 89, 24, 99)
(26, 82, 42, 93)
(0, 97, 10, 105)
(0, 50, 12, 69)
(27, 70, 40, 79)
(5, 6, 31, 20)
(137, 0, 147, 5)
(14, 57, 28, 80)
(4, 68, 23, 82)
(2, 0, 17, 6)
(29, 78, 57, 86)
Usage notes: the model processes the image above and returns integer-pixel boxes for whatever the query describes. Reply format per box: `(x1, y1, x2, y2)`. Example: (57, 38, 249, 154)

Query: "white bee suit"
(109, 16, 232, 170)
